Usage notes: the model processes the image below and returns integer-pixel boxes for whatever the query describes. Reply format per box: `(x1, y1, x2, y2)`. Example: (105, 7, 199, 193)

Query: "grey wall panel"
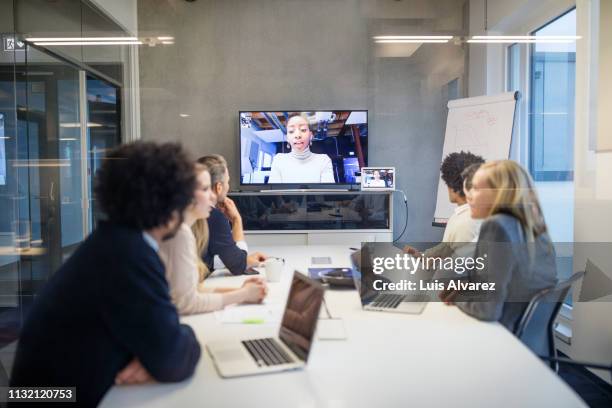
(138, 0, 468, 243)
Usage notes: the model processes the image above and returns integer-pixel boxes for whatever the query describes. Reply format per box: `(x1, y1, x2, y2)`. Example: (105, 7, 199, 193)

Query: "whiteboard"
(433, 92, 518, 224)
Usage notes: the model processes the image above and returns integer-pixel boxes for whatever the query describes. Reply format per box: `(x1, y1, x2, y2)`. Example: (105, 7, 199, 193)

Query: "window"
(507, 43, 521, 92)
(528, 9, 576, 181)
(507, 43, 523, 162)
(509, 10, 577, 311)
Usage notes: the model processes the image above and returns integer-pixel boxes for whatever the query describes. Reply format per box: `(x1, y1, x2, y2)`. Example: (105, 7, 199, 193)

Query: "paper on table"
(215, 304, 281, 324)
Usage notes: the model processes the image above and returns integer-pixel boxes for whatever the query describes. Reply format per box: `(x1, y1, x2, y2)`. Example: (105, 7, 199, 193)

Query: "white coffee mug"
(263, 258, 284, 282)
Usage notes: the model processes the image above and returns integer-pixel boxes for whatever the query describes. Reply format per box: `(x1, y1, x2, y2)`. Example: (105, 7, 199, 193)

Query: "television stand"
(259, 188, 350, 193)
(228, 190, 392, 245)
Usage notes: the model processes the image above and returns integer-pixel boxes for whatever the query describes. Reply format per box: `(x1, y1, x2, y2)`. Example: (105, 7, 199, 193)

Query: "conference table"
(101, 245, 586, 407)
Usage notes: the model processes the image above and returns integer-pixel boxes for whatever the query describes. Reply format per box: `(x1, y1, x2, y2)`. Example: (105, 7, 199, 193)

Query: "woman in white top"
(268, 114, 335, 183)
(367, 170, 387, 188)
(160, 163, 267, 315)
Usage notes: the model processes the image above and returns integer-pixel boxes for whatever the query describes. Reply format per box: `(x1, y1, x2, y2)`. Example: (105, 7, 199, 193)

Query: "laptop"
(350, 246, 428, 314)
(207, 272, 325, 378)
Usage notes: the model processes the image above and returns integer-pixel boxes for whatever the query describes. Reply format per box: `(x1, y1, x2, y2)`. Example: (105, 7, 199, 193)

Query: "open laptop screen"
(351, 245, 399, 304)
(279, 272, 325, 361)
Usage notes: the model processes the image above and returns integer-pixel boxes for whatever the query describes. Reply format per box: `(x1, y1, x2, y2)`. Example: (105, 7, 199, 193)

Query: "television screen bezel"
(237, 110, 368, 189)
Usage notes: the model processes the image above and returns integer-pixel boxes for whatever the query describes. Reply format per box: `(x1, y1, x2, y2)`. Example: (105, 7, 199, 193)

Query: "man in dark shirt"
(10, 142, 201, 406)
(197, 155, 267, 275)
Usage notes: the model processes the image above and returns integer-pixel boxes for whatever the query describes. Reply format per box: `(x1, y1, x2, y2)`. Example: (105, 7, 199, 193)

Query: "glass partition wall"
(0, 1, 124, 383)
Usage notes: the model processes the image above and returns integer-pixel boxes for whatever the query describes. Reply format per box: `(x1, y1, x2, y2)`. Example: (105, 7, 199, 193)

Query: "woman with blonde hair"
(442, 160, 557, 332)
(160, 163, 267, 315)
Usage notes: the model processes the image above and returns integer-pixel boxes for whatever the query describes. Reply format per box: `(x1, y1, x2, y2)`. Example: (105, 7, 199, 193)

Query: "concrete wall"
(89, 0, 138, 35)
(137, 0, 468, 243)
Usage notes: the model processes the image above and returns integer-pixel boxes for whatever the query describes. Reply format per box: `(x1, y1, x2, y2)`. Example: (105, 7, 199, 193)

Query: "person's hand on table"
(246, 252, 267, 267)
(243, 276, 268, 296)
(115, 358, 154, 385)
(439, 289, 458, 305)
(219, 197, 241, 223)
(403, 245, 423, 258)
(243, 276, 266, 285)
(240, 280, 267, 303)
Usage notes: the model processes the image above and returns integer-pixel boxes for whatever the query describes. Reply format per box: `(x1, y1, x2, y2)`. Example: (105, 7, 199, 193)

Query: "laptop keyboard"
(242, 338, 294, 367)
(371, 293, 406, 309)
(371, 293, 429, 309)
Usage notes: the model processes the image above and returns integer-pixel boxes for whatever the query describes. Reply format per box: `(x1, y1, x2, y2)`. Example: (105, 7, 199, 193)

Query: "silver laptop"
(350, 246, 428, 314)
(207, 272, 325, 378)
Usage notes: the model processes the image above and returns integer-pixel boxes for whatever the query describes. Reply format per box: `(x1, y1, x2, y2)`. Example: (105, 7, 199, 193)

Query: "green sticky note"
(242, 318, 265, 324)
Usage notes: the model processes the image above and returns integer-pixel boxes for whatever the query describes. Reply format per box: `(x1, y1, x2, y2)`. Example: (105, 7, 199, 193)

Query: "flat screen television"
(239, 111, 368, 186)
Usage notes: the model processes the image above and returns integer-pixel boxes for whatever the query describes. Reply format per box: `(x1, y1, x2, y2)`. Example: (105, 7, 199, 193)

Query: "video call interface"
(240, 111, 368, 185)
(362, 168, 395, 189)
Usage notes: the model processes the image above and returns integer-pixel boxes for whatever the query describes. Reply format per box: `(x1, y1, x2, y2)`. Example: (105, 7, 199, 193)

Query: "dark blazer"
(204, 207, 247, 275)
(455, 213, 558, 332)
(9, 222, 201, 407)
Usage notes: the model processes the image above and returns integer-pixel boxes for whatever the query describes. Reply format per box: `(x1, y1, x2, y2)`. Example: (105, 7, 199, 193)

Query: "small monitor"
(360, 167, 395, 191)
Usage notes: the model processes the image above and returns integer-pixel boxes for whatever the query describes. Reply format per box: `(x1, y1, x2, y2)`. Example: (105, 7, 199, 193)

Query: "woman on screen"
(368, 170, 387, 188)
(268, 114, 335, 183)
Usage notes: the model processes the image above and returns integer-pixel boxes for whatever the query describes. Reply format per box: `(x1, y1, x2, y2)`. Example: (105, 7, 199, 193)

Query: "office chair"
(514, 271, 585, 372)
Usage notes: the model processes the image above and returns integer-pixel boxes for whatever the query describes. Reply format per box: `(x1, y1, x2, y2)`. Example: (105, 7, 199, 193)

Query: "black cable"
(392, 189, 408, 243)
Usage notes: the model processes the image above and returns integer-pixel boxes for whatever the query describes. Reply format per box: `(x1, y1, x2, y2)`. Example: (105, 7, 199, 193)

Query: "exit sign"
(3, 35, 26, 52)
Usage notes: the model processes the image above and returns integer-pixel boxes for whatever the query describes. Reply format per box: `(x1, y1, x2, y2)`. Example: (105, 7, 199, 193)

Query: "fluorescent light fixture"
(376, 39, 449, 43)
(157, 36, 174, 41)
(27, 37, 138, 42)
(60, 122, 103, 128)
(373, 36, 453, 40)
(472, 35, 581, 40)
(468, 39, 574, 43)
(59, 138, 78, 141)
(34, 41, 142, 46)
(12, 159, 70, 168)
(468, 35, 581, 44)
(179, 113, 191, 118)
(373, 35, 452, 44)
(161, 41, 174, 45)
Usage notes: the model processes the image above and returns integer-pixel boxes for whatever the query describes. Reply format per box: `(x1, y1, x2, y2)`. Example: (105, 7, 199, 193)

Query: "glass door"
(0, 44, 121, 366)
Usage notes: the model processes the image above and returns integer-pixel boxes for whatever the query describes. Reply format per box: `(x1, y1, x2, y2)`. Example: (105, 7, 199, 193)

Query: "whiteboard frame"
(432, 91, 520, 227)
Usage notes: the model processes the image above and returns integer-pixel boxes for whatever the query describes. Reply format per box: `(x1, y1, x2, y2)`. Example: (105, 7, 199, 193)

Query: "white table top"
(101, 245, 586, 408)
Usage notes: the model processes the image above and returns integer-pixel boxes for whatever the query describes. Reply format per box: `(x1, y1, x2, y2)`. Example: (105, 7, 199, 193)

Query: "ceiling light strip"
(373, 36, 453, 40)
(33, 41, 143, 46)
(375, 39, 449, 44)
(27, 37, 138, 42)
(472, 35, 581, 40)
(467, 39, 574, 43)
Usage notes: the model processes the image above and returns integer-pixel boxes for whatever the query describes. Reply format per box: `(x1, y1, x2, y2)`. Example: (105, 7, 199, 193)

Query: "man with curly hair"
(10, 142, 201, 406)
(405, 151, 485, 258)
